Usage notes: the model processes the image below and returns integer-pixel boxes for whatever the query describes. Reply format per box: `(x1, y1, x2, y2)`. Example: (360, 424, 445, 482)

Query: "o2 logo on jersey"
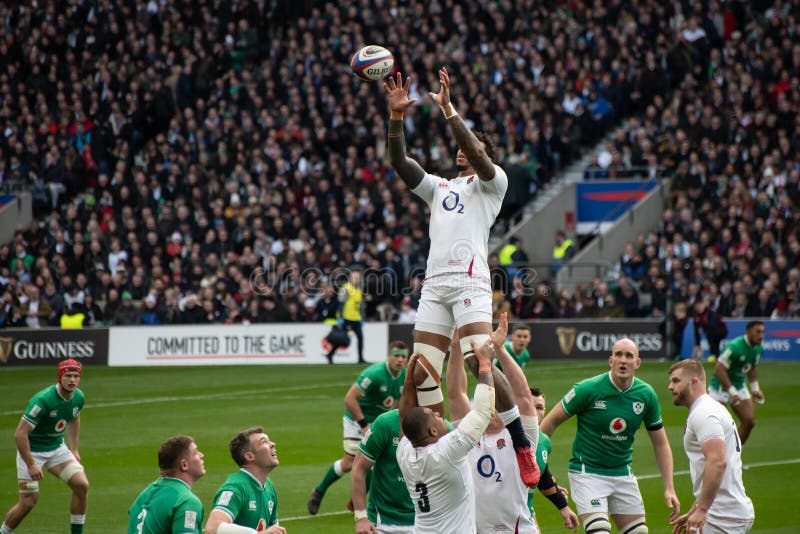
(55, 419, 67, 432)
(476, 454, 503, 482)
(442, 191, 464, 213)
(609, 417, 627, 434)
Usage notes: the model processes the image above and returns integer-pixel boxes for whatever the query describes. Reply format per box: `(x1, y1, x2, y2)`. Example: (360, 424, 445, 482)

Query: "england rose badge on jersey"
(496, 438, 506, 449)
(464, 298, 471, 307)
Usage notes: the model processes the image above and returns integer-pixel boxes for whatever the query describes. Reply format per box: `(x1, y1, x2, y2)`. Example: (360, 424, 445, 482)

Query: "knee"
(412, 363, 428, 385)
(341, 456, 354, 472)
(69, 474, 90, 495)
(19, 492, 39, 511)
(583, 513, 611, 534)
(620, 519, 648, 534)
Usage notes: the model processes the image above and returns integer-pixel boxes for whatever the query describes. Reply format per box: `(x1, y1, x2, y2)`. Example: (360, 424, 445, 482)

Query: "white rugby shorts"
(342, 416, 363, 455)
(375, 521, 414, 534)
(703, 516, 753, 534)
(707, 385, 751, 403)
(16, 444, 77, 481)
(568, 471, 645, 516)
(415, 274, 492, 336)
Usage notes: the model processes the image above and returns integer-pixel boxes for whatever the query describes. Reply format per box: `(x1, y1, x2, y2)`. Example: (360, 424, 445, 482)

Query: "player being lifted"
(385, 67, 538, 486)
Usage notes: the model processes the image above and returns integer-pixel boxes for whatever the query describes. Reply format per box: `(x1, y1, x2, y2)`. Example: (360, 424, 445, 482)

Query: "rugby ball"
(350, 45, 394, 81)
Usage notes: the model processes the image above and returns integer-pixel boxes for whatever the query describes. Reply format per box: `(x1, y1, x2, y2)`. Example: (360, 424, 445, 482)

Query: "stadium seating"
(0, 1, 795, 327)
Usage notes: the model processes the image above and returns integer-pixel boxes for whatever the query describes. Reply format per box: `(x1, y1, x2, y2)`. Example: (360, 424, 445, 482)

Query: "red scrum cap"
(58, 359, 82, 381)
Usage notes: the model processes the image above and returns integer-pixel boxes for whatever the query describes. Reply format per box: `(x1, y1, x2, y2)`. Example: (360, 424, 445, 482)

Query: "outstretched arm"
(492, 313, 534, 418)
(429, 67, 495, 181)
(385, 73, 425, 188)
(446, 332, 471, 421)
(398, 355, 419, 437)
(457, 339, 496, 442)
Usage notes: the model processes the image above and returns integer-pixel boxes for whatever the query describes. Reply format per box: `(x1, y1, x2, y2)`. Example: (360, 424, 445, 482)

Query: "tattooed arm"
(429, 67, 496, 181)
(384, 73, 426, 189)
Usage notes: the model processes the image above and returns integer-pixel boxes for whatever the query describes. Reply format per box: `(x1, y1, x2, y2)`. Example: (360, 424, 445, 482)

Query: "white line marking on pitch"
(638, 457, 800, 480)
(0, 382, 351, 415)
(281, 510, 351, 522)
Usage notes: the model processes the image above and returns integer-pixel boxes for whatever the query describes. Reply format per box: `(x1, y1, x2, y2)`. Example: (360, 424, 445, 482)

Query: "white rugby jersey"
(684, 394, 754, 522)
(396, 427, 479, 533)
(412, 165, 508, 280)
(469, 427, 538, 534)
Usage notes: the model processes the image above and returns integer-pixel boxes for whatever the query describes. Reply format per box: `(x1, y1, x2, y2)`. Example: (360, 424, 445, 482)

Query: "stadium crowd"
(571, 0, 800, 326)
(0, 0, 796, 328)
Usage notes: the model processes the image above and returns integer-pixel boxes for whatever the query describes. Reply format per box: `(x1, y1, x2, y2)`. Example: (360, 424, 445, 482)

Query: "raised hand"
(384, 72, 417, 114)
(491, 312, 508, 349)
(428, 67, 451, 109)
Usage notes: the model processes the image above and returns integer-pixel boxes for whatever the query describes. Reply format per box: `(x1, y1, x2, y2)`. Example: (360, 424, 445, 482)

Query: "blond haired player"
(668, 360, 754, 534)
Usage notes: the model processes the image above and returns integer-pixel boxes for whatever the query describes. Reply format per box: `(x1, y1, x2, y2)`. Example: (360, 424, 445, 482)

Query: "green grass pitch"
(1, 360, 799, 533)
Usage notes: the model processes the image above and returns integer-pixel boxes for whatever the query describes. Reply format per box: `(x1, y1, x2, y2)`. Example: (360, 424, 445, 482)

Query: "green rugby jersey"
(128, 477, 204, 534)
(495, 341, 530, 371)
(359, 409, 414, 526)
(710, 335, 763, 389)
(561, 372, 662, 476)
(211, 469, 278, 530)
(345, 361, 405, 423)
(22, 384, 84, 452)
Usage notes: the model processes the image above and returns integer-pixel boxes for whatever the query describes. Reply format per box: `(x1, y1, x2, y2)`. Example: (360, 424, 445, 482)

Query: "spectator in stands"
(19, 285, 52, 328)
(60, 302, 88, 329)
(551, 231, 576, 278)
(113, 292, 141, 326)
(499, 237, 529, 279)
(82, 294, 104, 327)
(693, 298, 727, 360)
(1, 0, 797, 330)
(488, 253, 510, 295)
(662, 301, 690, 360)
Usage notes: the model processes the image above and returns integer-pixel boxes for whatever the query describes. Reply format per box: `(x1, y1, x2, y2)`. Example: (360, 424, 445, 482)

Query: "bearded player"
(385, 67, 537, 486)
